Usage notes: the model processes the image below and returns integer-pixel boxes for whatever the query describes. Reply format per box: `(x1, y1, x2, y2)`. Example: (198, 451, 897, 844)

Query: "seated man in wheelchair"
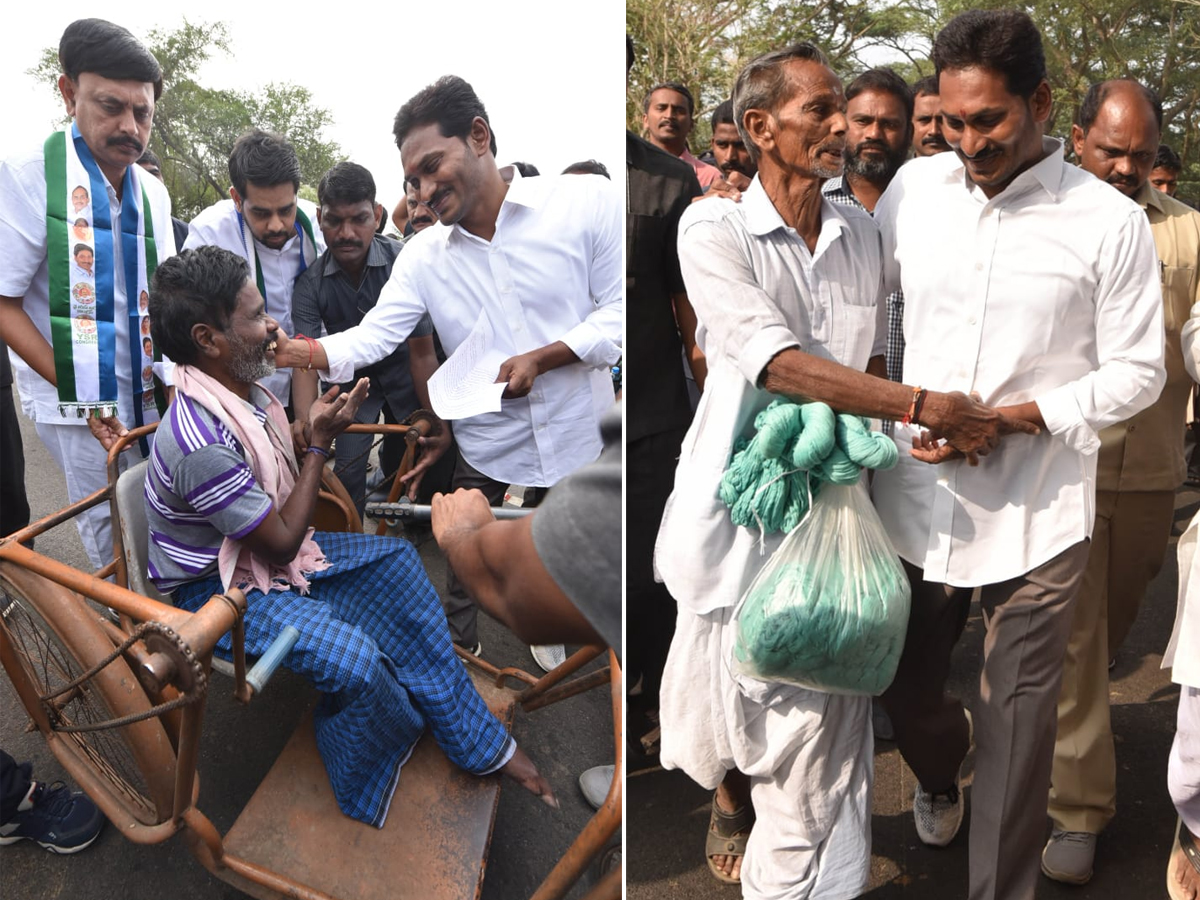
(143, 245, 556, 826)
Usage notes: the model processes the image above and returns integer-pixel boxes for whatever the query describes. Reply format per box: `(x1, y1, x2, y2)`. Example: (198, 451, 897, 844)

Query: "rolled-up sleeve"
(560, 176, 623, 368)
(1039, 208, 1166, 453)
(319, 252, 428, 385)
(677, 210, 800, 387)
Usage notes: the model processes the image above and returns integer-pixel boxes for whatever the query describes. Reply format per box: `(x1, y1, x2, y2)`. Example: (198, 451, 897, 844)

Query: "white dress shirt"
(872, 139, 1166, 586)
(0, 139, 176, 427)
(183, 197, 324, 402)
(320, 172, 622, 488)
(1166, 302, 1200, 687)
(655, 177, 885, 615)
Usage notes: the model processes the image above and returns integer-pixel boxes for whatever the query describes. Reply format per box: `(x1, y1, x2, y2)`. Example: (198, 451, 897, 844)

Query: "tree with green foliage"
(31, 19, 342, 220)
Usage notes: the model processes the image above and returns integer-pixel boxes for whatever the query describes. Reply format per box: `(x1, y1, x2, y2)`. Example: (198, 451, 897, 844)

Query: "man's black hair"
(73, 217, 88, 227)
(710, 99, 736, 132)
(933, 8, 1046, 100)
(513, 162, 540, 178)
(846, 67, 915, 126)
(627, 35, 635, 72)
(317, 161, 377, 207)
(149, 247, 250, 366)
(137, 149, 162, 170)
(73, 243, 90, 259)
(1076, 79, 1163, 134)
(393, 75, 498, 157)
(912, 74, 939, 98)
(562, 160, 611, 179)
(59, 18, 163, 100)
(642, 82, 696, 116)
(1156, 143, 1183, 173)
(228, 129, 301, 197)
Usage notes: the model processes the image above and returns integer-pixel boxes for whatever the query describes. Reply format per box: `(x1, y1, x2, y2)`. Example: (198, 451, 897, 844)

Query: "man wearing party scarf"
(183, 129, 323, 408)
(145, 245, 555, 826)
(0, 18, 175, 568)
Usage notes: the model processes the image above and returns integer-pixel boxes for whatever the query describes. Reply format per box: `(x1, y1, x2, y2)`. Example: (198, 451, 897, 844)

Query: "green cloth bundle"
(724, 401, 910, 695)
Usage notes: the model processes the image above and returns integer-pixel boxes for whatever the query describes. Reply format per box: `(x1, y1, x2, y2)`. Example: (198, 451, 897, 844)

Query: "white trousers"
(34, 422, 143, 571)
(1171, 686, 1200, 835)
(659, 606, 872, 900)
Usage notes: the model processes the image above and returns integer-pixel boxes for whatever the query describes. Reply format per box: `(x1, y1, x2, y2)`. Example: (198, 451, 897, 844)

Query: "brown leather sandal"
(706, 794, 754, 885)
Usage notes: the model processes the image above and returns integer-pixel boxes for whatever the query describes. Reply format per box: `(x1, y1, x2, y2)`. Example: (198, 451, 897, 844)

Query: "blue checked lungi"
(172, 532, 515, 827)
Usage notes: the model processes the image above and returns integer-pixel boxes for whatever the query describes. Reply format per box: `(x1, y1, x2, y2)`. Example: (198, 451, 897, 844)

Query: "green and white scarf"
(45, 124, 162, 425)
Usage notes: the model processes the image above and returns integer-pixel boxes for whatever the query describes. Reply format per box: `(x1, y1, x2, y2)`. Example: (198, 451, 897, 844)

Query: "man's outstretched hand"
(307, 378, 369, 448)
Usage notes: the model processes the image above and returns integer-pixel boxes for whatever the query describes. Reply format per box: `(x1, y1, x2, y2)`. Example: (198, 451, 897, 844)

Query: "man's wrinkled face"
(234, 181, 298, 250)
(844, 88, 910, 182)
(318, 199, 379, 270)
(221, 281, 279, 384)
(939, 66, 1050, 198)
(755, 59, 848, 179)
(642, 88, 693, 152)
(711, 122, 755, 178)
(911, 91, 950, 156)
(1071, 90, 1159, 199)
(61, 72, 154, 181)
(401, 122, 483, 228)
(1149, 165, 1179, 197)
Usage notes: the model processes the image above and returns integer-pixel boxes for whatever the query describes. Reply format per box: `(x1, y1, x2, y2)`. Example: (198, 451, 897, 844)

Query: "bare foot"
(501, 746, 558, 809)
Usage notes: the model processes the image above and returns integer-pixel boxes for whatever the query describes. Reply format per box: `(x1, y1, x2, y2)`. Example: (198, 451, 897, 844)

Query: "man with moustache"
(709, 99, 756, 190)
(184, 129, 324, 408)
(0, 18, 175, 570)
(654, 42, 1033, 898)
(1153, 143, 1184, 197)
(291, 162, 439, 516)
(1039, 78, 1200, 885)
(823, 68, 912, 388)
(870, 12, 1166, 900)
(273, 76, 622, 659)
(911, 75, 951, 157)
(404, 183, 438, 236)
(642, 82, 723, 189)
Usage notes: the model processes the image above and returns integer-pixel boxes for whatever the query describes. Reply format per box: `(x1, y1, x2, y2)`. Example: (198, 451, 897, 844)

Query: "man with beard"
(654, 42, 1033, 898)
(642, 82, 723, 190)
(290, 162, 439, 515)
(1039, 78, 1200, 885)
(911, 75, 951, 157)
(184, 129, 324, 408)
(145, 244, 555, 827)
(871, 13, 1165, 899)
(823, 68, 913, 388)
(709, 99, 756, 190)
(0, 18, 175, 570)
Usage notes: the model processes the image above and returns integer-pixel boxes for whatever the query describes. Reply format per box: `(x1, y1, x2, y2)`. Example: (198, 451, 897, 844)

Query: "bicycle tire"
(0, 561, 176, 826)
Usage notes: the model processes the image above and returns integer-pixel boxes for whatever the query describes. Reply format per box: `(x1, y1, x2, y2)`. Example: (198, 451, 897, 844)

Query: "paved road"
(629, 488, 1197, 899)
(0, 408, 615, 900)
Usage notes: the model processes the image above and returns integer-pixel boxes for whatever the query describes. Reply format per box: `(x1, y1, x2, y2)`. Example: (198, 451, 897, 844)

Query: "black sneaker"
(0, 782, 105, 854)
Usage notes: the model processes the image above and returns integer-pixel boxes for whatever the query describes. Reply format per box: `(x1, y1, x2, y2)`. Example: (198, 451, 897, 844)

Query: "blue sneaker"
(0, 781, 105, 854)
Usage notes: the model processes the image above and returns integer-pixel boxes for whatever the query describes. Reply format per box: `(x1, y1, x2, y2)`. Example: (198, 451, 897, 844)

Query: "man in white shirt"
(871, 11, 1166, 900)
(274, 75, 622, 655)
(653, 42, 1036, 899)
(0, 18, 176, 569)
(183, 129, 323, 406)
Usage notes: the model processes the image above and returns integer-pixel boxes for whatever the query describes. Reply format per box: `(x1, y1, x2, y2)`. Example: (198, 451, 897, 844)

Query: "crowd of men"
(630, 8, 1200, 900)
(0, 16, 620, 858)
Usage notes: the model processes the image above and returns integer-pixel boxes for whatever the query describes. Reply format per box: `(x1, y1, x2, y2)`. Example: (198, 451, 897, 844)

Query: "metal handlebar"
(365, 498, 534, 523)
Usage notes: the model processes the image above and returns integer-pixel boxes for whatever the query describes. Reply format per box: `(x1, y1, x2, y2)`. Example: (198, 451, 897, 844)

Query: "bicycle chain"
(40, 621, 209, 734)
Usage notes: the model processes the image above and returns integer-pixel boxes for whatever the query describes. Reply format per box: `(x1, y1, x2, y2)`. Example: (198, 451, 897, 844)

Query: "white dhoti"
(659, 605, 873, 900)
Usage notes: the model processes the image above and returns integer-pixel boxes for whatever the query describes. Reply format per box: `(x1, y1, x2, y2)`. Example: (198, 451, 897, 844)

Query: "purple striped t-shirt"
(145, 390, 274, 592)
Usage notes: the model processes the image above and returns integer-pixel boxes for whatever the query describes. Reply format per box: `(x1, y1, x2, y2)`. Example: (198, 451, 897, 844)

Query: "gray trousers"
(881, 540, 1089, 900)
(442, 451, 545, 648)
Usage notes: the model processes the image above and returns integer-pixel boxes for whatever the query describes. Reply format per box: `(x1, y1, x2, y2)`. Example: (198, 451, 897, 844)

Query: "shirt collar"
(945, 136, 1067, 202)
(441, 166, 537, 246)
(1135, 180, 1167, 215)
(742, 176, 849, 248)
(321, 235, 389, 276)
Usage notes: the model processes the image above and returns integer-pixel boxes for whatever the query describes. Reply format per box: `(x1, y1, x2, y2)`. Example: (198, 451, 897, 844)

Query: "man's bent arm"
(408, 334, 438, 411)
(0, 296, 56, 385)
(673, 291, 707, 391)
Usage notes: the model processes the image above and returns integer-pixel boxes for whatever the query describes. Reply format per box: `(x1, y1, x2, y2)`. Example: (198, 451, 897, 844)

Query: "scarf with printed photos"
(45, 124, 166, 437)
(235, 204, 319, 318)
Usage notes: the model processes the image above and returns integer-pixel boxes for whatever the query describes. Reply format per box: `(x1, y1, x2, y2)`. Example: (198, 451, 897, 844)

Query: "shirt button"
(967, 317, 977, 325)
(1128, 424, 1136, 432)
(974, 263, 983, 271)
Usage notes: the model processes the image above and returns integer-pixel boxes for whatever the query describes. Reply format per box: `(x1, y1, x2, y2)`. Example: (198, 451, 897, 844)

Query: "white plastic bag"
(730, 481, 911, 695)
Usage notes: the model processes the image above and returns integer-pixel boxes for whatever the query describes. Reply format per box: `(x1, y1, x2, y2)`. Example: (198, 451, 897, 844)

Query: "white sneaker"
(578, 764, 615, 810)
(531, 643, 567, 673)
(913, 780, 963, 847)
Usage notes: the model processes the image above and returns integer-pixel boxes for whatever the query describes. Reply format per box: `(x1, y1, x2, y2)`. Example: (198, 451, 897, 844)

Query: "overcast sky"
(4, 4, 626, 216)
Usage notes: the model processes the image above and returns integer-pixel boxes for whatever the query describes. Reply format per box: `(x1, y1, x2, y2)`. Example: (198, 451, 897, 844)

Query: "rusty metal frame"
(0, 421, 621, 900)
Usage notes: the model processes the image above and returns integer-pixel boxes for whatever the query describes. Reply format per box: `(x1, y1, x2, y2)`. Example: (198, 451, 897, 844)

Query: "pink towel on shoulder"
(173, 365, 329, 594)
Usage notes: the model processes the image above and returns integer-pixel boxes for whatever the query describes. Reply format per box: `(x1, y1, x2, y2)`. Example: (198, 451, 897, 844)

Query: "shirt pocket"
(1161, 264, 1195, 333)
(838, 302, 879, 371)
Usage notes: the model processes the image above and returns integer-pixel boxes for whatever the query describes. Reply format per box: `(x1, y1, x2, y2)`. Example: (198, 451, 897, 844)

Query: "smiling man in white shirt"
(183, 129, 323, 407)
(274, 75, 622, 655)
(870, 11, 1166, 900)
